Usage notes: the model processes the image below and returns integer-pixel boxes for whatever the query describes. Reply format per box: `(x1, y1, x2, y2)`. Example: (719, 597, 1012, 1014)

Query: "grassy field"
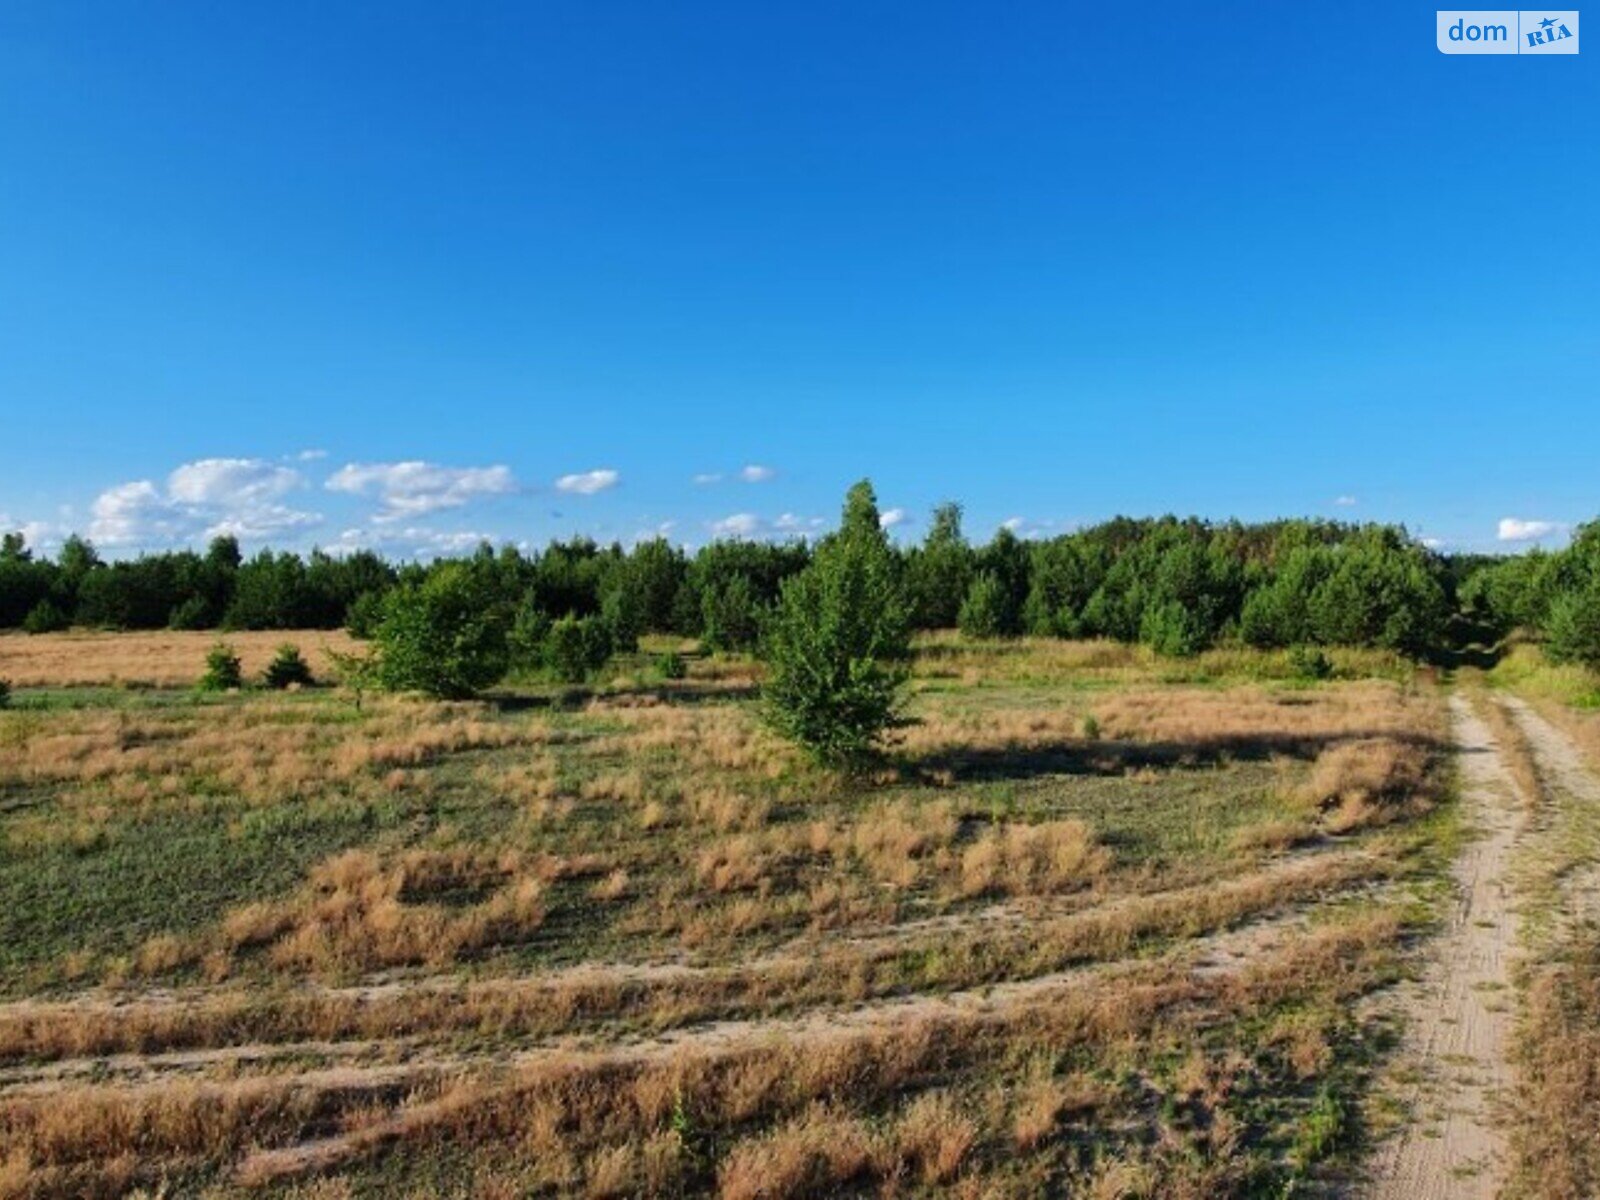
(0, 634, 1456, 1198)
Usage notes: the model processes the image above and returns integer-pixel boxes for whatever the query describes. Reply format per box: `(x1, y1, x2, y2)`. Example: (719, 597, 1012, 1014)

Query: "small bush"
(198, 642, 243, 691)
(544, 614, 613, 683)
(374, 563, 510, 699)
(1289, 644, 1334, 680)
(1546, 584, 1600, 672)
(0, 678, 10, 709)
(22, 598, 69, 634)
(658, 650, 687, 680)
(167, 595, 211, 631)
(345, 591, 386, 640)
(263, 644, 314, 689)
(958, 572, 1009, 640)
(1140, 599, 1206, 658)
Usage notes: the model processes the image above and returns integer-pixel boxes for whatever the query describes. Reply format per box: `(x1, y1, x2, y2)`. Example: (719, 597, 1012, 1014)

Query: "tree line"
(2, 502, 1597, 674)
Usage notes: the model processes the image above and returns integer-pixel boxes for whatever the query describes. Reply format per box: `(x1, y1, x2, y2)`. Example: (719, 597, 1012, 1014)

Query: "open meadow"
(0, 631, 1476, 1198)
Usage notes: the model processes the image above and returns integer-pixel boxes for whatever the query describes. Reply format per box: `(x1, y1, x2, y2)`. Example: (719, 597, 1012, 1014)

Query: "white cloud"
(296, 448, 328, 462)
(1498, 517, 1565, 543)
(329, 525, 498, 559)
(879, 507, 909, 529)
(0, 515, 57, 551)
(692, 472, 724, 486)
(554, 468, 620, 496)
(1001, 516, 1025, 532)
(87, 457, 322, 547)
(328, 461, 517, 520)
(773, 512, 823, 533)
(1334, 495, 1358, 507)
(709, 512, 762, 538)
(168, 458, 301, 507)
(1420, 536, 1448, 550)
(739, 464, 776, 483)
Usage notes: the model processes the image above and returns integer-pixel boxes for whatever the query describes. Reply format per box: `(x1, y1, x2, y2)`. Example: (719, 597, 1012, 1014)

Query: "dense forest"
(2, 502, 1598, 672)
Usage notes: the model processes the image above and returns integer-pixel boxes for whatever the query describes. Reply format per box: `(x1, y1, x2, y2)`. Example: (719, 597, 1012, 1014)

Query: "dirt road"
(1363, 693, 1524, 1200)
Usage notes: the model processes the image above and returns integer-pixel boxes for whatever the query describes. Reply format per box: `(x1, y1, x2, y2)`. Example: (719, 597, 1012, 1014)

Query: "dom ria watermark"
(1437, 10, 1579, 52)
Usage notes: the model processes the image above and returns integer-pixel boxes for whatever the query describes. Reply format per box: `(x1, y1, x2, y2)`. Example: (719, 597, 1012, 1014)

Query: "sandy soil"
(1362, 694, 1524, 1200)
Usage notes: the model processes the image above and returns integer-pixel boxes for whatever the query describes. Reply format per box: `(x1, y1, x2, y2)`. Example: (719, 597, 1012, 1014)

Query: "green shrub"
(1140, 599, 1206, 658)
(544, 614, 613, 683)
(374, 563, 510, 699)
(1546, 584, 1600, 672)
(263, 644, 314, 689)
(958, 572, 1009, 640)
(701, 574, 763, 652)
(0, 678, 10, 709)
(167, 595, 212, 631)
(345, 591, 386, 640)
(761, 480, 911, 768)
(198, 642, 243, 691)
(658, 650, 687, 680)
(1289, 644, 1334, 680)
(22, 598, 69, 634)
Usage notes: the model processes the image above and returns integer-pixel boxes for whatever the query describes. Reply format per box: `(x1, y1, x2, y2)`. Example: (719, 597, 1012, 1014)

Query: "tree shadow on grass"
(904, 730, 1451, 784)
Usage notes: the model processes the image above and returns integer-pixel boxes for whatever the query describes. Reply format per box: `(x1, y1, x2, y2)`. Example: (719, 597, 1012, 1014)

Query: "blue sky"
(1, 2, 1594, 557)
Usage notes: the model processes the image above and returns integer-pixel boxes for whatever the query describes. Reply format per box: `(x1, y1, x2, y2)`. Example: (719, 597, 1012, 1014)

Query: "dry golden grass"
(1092, 681, 1441, 753)
(1470, 689, 1543, 810)
(0, 638, 1454, 1196)
(0, 697, 543, 812)
(0, 629, 361, 688)
(1507, 927, 1600, 1199)
(1295, 736, 1435, 834)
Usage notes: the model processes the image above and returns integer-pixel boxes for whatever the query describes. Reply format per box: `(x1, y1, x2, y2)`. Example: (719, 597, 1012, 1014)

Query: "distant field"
(0, 629, 360, 688)
(0, 636, 1462, 1197)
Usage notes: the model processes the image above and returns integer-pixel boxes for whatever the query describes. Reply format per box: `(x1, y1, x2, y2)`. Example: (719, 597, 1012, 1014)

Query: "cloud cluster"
(90, 459, 320, 547)
(554, 468, 620, 495)
(327, 461, 518, 521)
(1497, 517, 1565, 543)
(694, 464, 777, 486)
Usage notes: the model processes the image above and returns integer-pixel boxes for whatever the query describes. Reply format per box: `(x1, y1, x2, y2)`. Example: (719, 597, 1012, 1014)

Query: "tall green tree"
(761, 480, 911, 767)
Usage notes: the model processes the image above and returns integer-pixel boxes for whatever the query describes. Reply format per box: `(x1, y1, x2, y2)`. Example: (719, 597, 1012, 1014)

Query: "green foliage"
(263, 644, 315, 689)
(22, 598, 69, 634)
(542, 614, 614, 683)
(197, 642, 243, 692)
(658, 650, 687, 680)
(374, 562, 510, 699)
(958, 571, 1009, 640)
(701, 574, 764, 653)
(761, 480, 911, 767)
(167, 595, 211, 630)
(1289, 644, 1334, 680)
(1545, 582, 1600, 671)
(344, 590, 386, 639)
(0, 678, 10, 709)
(906, 502, 973, 629)
(1139, 599, 1206, 658)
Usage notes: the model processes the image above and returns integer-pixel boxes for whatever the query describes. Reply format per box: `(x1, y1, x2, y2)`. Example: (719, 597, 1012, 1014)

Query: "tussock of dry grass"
(1295, 737, 1435, 833)
(1, 699, 543, 811)
(1093, 682, 1441, 755)
(0, 629, 360, 689)
(1508, 927, 1600, 1199)
(0, 849, 1390, 1068)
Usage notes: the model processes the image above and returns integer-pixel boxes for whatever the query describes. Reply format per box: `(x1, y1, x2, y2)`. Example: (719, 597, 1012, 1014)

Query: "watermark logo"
(1437, 10, 1579, 52)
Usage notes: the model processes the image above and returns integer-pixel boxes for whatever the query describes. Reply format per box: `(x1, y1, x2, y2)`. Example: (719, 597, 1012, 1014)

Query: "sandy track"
(1363, 694, 1523, 1200)
(234, 906, 1321, 1183)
